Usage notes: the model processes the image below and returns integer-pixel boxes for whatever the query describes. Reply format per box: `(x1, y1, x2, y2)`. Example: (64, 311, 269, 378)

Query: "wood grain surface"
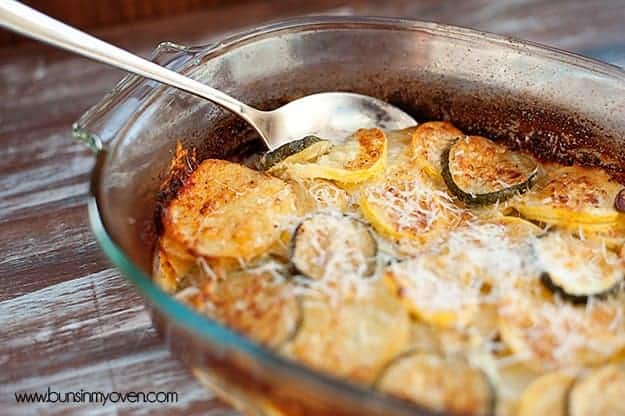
(1, 0, 624, 414)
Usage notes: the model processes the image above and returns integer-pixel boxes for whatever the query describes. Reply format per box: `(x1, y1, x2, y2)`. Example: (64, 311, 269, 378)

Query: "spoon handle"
(0, 0, 261, 123)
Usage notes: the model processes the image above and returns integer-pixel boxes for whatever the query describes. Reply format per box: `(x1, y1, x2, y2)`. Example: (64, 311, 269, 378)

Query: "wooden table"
(1, 0, 624, 414)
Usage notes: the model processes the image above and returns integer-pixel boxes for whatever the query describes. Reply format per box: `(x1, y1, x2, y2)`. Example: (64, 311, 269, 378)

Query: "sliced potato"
(513, 165, 625, 232)
(568, 364, 625, 416)
(495, 363, 544, 416)
(153, 248, 180, 294)
(163, 159, 298, 260)
(441, 136, 538, 205)
(535, 232, 624, 304)
(386, 126, 417, 168)
(499, 288, 625, 369)
(287, 128, 387, 184)
(359, 168, 467, 242)
(205, 268, 300, 348)
(291, 214, 376, 280)
(517, 371, 575, 416)
(290, 178, 351, 213)
(410, 121, 464, 179)
(376, 352, 494, 416)
(288, 285, 410, 384)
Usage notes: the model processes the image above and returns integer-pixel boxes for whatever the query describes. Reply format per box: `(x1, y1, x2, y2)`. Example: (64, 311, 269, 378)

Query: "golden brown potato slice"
(513, 164, 625, 232)
(205, 267, 300, 348)
(517, 371, 575, 416)
(163, 159, 298, 260)
(153, 248, 180, 294)
(289, 178, 351, 213)
(377, 352, 494, 416)
(287, 128, 387, 184)
(568, 364, 625, 416)
(288, 285, 410, 384)
(499, 287, 625, 370)
(410, 121, 464, 180)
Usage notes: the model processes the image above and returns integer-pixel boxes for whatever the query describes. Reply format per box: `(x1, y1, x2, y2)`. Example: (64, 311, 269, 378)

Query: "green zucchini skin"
(290, 213, 377, 280)
(440, 141, 538, 206)
(533, 233, 624, 305)
(255, 135, 324, 171)
(540, 272, 621, 305)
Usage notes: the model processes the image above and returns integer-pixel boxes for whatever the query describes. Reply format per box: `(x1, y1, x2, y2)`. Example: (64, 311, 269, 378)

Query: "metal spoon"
(0, 0, 416, 150)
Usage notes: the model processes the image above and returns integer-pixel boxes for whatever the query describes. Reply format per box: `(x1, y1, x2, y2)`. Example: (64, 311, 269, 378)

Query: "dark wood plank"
(1, 0, 624, 414)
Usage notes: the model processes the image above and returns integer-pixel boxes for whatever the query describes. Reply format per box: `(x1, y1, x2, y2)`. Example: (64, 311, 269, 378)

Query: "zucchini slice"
(205, 267, 301, 348)
(255, 135, 332, 172)
(517, 371, 575, 416)
(441, 136, 538, 205)
(291, 214, 377, 280)
(287, 128, 387, 184)
(410, 121, 465, 180)
(568, 364, 625, 416)
(287, 285, 410, 384)
(376, 352, 495, 416)
(513, 164, 625, 232)
(359, 168, 468, 242)
(499, 288, 625, 369)
(534, 232, 624, 304)
(163, 159, 298, 260)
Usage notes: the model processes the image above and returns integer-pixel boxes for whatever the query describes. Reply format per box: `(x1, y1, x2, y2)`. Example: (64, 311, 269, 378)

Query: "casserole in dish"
(74, 17, 625, 416)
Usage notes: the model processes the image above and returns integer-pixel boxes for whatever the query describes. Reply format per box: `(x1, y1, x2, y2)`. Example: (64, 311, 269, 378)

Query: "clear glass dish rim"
(86, 15, 625, 413)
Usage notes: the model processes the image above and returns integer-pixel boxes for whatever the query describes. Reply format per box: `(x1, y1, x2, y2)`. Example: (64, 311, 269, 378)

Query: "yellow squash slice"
(517, 371, 575, 416)
(163, 159, 298, 260)
(359, 168, 468, 242)
(287, 128, 387, 184)
(384, 257, 480, 328)
(513, 164, 625, 232)
(568, 364, 625, 416)
(287, 285, 410, 384)
(376, 352, 494, 416)
(410, 121, 464, 180)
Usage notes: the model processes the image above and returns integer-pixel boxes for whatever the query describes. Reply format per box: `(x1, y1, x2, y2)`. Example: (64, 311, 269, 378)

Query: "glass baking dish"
(73, 16, 625, 416)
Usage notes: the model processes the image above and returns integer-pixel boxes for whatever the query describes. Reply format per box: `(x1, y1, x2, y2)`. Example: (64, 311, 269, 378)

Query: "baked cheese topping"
(155, 123, 625, 416)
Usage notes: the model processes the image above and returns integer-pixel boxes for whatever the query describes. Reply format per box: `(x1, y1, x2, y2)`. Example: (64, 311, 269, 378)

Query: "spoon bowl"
(259, 92, 417, 148)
